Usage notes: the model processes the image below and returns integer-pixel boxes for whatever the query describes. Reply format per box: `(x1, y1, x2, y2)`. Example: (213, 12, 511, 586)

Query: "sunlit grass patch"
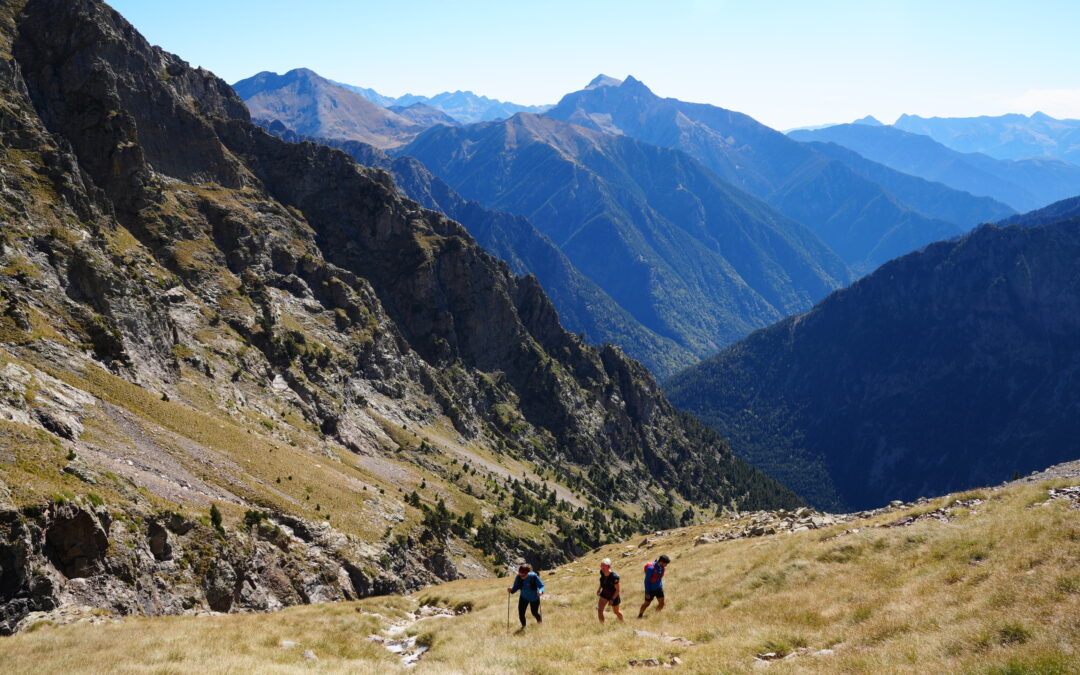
(2, 478, 1079, 673)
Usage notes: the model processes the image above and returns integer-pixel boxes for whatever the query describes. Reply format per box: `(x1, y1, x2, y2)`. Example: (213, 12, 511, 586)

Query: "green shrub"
(209, 504, 224, 534)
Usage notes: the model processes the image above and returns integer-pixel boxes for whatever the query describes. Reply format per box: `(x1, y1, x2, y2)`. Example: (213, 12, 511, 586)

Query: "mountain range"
(803, 140, 1015, 227)
(332, 80, 551, 123)
(4, 0, 1080, 640)
(545, 76, 988, 271)
(233, 70, 1044, 371)
(0, 0, 797, 633)
(789, 122, 1080, 212)
(401, 112, 853, 358)
(666, 199, 1080, 510)
(232, 68, 424, 147)
(258, 120, 697, 377)
(895, 111, 1080, 164)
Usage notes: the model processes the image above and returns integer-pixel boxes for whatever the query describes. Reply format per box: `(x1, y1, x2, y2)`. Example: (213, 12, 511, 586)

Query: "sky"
(107, 0, 1080, 131)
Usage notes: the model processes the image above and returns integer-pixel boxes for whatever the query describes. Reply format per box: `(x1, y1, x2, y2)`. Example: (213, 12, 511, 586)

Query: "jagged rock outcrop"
(257, 121, 697, 378)
(0, 499, 454, 634)
(0, 0, 798, 632)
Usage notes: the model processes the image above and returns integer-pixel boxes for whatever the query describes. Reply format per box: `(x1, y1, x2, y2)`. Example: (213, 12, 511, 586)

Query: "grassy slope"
(3, 479, 1078, 674)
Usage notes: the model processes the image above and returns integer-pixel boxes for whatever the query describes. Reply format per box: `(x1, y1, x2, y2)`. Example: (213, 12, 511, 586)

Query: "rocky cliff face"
(257, 121, 697, 378)
(0, 0, 797, 632)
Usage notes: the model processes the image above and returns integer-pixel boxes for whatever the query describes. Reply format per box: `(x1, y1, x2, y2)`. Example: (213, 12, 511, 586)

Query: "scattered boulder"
(301, 649, 317, 661)
(1037, 486, 1080, 509)
(629, 658, 661, 667)
(203, 559, 237, 612)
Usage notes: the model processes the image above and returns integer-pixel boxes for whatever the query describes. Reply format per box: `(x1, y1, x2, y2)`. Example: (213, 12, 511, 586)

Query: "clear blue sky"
(107, 0, 1080, 130)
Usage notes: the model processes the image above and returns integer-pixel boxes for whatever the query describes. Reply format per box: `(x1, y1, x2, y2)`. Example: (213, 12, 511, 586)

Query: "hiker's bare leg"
(612, 602, 624, 622)
(656, 597, 665, 612)
(638, 598, 651, 618)
(597, 597, 607, 623)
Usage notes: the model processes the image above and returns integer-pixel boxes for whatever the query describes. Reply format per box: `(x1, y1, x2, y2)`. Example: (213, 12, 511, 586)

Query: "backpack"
(644, 562, 663, 585)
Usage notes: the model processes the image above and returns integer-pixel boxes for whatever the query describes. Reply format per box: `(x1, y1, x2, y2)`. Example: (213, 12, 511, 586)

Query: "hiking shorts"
(599, 594, 621, 606)
(644, 588, 664, 601)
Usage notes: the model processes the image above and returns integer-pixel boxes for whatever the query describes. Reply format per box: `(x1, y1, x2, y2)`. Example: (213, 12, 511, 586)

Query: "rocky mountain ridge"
(332, 80, 551, 123)
(545, 76, 975, 271)
(232, 69, 423, 148)
(256, 121, 697, 377)
(0, 0, 797, 633)
(401, 112, 853, 358)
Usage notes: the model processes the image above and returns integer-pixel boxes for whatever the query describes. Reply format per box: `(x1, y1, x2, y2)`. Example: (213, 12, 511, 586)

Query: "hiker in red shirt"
(638, 554, 670, 618)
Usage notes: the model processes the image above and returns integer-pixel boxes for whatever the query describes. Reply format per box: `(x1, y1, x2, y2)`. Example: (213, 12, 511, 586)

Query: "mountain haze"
(804, 140, 1016, 227)
(789, 123, 1080, 212)
(334, 81, 551, 123)
(895, 111, 1080, 164)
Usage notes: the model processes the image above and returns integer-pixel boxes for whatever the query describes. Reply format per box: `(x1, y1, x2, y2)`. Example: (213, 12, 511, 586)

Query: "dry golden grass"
(3, 480, 1078, 674)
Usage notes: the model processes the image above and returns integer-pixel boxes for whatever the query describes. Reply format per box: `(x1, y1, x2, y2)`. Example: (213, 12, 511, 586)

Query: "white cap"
(601, 558, 612, 566)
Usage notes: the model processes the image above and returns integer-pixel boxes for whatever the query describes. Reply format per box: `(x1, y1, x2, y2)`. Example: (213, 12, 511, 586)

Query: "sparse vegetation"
(2, 480, 1077, 673)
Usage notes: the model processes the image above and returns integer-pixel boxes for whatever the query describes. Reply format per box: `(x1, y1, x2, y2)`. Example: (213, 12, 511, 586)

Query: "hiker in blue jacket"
(638, 554, 670, 618)
(507, 563, 544, 628)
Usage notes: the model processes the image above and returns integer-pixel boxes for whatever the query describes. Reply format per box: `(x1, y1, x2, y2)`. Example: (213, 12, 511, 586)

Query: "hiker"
(507, 563, 544, 628)
(596, 558, 623, 622)
(638, 554, 670, 618)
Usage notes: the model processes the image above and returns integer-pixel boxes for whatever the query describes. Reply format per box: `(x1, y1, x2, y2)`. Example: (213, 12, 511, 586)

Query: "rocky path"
(363, 601, 466, 667)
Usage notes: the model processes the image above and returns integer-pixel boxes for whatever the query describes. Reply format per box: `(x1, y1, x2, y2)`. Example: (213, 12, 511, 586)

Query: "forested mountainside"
(0, 0, 797, 634)
(667, 209, 1080, 510)
(546, 76, 972, 271)
(401, 113, 852, 359)
(803, 140, 1015, 227)
(997, 195, 1080, 229)
(257, 121, 696, 377)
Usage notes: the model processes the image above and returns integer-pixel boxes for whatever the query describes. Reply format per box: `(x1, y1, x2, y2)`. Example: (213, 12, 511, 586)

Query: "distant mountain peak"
(853, 114, 883, 126)
(586, 74, 623, 89)
(620, 74, 653, 92)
